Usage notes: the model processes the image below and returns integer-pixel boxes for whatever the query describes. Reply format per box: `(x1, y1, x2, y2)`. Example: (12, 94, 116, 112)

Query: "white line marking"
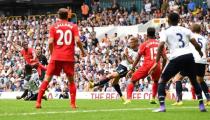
(0, 106, 207, 117)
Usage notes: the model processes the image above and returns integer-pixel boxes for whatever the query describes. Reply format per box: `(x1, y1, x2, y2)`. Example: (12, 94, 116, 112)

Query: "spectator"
(81, 2, 90, 20)
(188, 0, 196, 12)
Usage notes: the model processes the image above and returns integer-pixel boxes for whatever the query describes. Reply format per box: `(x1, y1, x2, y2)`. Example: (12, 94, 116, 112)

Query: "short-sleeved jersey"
(160, 26, 193, 60)
(190, 33, 208, 64)
(49, 20, 79, 61)
(20, 48, 34, 64)
(138, 39, 164, 64)
(120, 47, 138, 69)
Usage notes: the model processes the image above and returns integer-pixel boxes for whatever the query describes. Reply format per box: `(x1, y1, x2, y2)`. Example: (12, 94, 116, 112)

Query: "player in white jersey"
(172, 24, 210, 106)
(89, 37, 138, 102)
(149, 12, 206, 112)
(16, 64, 47, 101)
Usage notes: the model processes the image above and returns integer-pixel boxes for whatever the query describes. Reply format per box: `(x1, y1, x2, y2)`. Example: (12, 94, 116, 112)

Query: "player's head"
(147, 27, 156, 39)
(58, 8, 68, 20)
(168, 12, 180, 26)
(191, 24, 201, 34)
(25, 64, 32, 75)
(128, 37, 138, 49)
(22, 41, 28, 49)
(35, 45, 42, 56)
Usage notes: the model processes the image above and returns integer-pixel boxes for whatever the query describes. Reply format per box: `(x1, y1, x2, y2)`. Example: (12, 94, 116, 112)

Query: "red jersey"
(49, 20, 79, 61)
(138, 39, 165, 64)
(20, 48, 34, 64)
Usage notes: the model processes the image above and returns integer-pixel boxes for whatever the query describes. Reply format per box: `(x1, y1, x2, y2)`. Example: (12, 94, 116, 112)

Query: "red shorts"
(46, 60, 74, 76)
(131, 63, 161, 82)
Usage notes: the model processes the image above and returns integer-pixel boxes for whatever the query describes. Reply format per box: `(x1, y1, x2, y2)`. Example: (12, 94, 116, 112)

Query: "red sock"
(152, 82, 158, 98)
(127, 83, 134, 99)
(68, 82, 76, 106)
(191, 87, 196, 100)
(37, 81, 49, 104)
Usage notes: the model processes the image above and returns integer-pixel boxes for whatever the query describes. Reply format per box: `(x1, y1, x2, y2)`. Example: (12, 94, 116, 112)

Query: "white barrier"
(83, 18, 168, 40)
(0, 92, 194, 100)
(84, 24, 142, 40)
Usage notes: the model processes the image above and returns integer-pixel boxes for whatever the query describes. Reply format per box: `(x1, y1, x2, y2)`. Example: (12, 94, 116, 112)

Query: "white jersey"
(23, 69, 40, 94)
(190, 33, 208, 64)
(160, 26, 194, 60)
(120, 47, 138, 70)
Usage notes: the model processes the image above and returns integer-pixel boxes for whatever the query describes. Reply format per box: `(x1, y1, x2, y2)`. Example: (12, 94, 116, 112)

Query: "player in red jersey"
(36, 8, 86, 109)
(13, 41, 47, 77)
(124, 27, 167, 104)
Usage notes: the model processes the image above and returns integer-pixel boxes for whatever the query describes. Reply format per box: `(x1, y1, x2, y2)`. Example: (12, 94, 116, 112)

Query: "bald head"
(58, 8, 68, 20)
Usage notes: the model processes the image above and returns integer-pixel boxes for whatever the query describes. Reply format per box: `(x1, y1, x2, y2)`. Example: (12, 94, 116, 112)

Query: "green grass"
(0, 99, 209, 120)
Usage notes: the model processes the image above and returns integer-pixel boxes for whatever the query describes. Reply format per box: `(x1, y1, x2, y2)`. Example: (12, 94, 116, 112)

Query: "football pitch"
(0, 99, 209, 120)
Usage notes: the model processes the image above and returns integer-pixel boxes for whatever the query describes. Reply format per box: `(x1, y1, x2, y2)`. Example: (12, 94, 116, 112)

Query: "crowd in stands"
(0, 0, 210, 94)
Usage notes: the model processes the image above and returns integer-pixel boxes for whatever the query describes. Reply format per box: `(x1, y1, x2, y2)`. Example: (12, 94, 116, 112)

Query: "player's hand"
(126, 70, 133, 78)
(148, 62, 158, 75)
(124, 48, 128, 56)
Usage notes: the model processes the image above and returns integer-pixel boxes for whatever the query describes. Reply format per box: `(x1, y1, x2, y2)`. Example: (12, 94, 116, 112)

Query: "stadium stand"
(0, 0, 209, 98)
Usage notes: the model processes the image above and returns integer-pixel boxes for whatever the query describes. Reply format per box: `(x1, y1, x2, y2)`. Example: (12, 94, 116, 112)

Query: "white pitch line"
(0, 106, 207, 117)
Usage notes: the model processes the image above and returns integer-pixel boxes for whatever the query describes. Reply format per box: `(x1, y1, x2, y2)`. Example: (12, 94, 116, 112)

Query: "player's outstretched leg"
(112, 76, 126, 102)
(36, 80, 49, 108)
(90, 72, 117, 88)
(90, 77, 111, 88)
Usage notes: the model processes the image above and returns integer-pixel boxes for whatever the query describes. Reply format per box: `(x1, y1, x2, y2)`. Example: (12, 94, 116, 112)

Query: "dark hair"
(35, 45, 41, 49)
(168, 12, 180, 26)
(147, 27, 156, 38)
(58, 8, 68, 20)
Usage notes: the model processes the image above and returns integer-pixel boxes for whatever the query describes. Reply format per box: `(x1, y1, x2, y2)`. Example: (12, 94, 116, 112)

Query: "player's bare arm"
(48, 37, 54, 55)
(190, 38, 203, 57)
(75, 36, 86, 57)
